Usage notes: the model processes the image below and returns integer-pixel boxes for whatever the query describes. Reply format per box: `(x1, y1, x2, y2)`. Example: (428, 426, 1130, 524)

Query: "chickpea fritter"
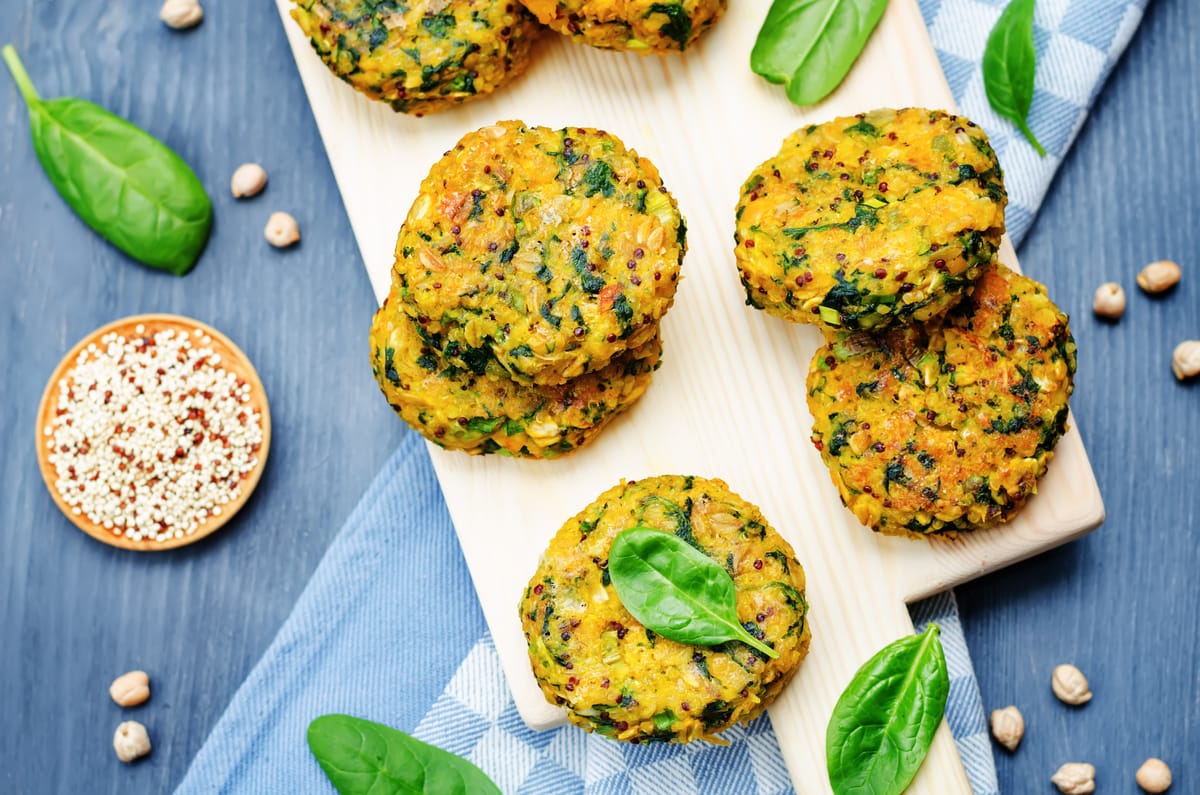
(807, 262, 1076, 537)
(520, 0, 726, 52)
(520, 476, 810, 742)
(370, 289, 661, 458)
(735, 108, 1007, 332)
(290, 0, 540, 115)
(393, 121, 686, 385)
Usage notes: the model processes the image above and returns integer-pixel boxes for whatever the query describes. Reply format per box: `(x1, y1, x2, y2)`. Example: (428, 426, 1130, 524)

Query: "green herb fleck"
(582, 160, 617, 198)
(612, 293, 634, 337)
(465, 417, 504, 434)
(571, 246, 605, 293)
(383, 347, 400, 384)
(421, 13, 457, 39)
(646, 3, 693, 50)
(540, 302, 562, 329)
(883, 459, 911, 493)
(844, 118, 879, 136)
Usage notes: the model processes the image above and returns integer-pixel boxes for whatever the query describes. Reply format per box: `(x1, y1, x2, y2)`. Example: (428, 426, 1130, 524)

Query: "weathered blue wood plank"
(0, 2, 405, 793)
(958, 0, 1200, 790)
(0, 0, 1195, 792)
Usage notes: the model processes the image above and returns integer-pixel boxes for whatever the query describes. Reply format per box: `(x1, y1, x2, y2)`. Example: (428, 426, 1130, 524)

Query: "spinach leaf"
(609, 527, 779, 659)
(982, 0, 1046, 155)
(307, 714, 501, 795)
(2, 45, 212, 275)
(751, 0, 890, 106)
(825, 624, 950, 795)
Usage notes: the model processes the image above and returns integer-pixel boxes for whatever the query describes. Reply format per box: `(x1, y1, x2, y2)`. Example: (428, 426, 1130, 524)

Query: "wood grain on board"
(277, 1, 1108, 791)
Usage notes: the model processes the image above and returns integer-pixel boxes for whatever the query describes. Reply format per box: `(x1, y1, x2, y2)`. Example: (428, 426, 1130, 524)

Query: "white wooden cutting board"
(278, 1, 1104, 790)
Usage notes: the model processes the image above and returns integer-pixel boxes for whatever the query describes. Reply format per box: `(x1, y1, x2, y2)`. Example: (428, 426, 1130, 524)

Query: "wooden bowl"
(35, 314, 272, 551)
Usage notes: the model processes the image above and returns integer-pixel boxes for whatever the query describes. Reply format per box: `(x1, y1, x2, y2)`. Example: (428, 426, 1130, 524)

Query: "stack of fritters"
(371, 120, 685, 458)
(735, 108, 1076, 538)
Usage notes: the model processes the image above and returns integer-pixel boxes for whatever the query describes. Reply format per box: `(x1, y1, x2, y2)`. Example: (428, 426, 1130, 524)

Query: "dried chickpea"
(1052, 663, 1092, 705)
(1092, 282, 1126, 320)
(113, 721, 151, 763)
(160, 0, 203, 29)
(1136, 758, 1172, 792)
(1172, 341, 1200, 381)
(109, 670, 150, 707)
(265, 212, 300, 248)
(1052, 762, 1096, 794)
(989, 705, 1024, 751)
(1137, 260, 1181, 294)
(230, 163, 268, 199)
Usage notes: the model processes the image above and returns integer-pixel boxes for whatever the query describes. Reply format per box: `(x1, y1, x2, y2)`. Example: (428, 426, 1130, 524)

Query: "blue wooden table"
(0, 1, 1195, 792)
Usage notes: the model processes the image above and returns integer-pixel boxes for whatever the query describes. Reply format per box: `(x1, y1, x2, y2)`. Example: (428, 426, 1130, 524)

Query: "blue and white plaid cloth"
(173, 438, 992, 794)
(177, 2, 1145, 792)
(921, 0, 1146, 246)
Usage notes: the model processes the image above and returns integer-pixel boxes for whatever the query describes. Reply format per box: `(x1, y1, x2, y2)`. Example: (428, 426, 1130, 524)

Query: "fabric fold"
(175, 439, 993, 795)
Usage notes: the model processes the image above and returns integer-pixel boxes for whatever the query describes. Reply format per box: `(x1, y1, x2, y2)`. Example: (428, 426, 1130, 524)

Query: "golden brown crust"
(520, 0, 727, 52)
(806, 263, 1076, 537)
(291, 0, 540, 115)
(520, 475, 810, 742)
(370, 289, 660, 458)
(735, 108, 1006, 332)
(393, 121, 685, 385)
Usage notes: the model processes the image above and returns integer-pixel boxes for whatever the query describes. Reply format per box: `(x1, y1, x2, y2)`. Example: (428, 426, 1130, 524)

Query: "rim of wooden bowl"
(35, 314, 272, 552)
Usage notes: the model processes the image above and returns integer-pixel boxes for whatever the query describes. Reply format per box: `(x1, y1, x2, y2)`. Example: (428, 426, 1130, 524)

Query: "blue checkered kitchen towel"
(174, 436, 985, 795)
(176, 1, 1145, 792)
(922, 0, 1146, 246)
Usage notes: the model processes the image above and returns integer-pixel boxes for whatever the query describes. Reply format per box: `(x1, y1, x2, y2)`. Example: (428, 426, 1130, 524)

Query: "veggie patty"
(735, 107, 1007, 332)
(520, 0, 726, 52)
(290, 0, 540, 115)
(393, 120, 685, 385)
(520, 475, 810, 742)
(807, 262, 1076, 537)
(370, 287, 661, 457)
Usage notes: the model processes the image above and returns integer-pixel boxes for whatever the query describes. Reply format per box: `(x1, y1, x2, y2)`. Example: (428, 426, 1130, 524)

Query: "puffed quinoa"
(46, 327, 263, 543)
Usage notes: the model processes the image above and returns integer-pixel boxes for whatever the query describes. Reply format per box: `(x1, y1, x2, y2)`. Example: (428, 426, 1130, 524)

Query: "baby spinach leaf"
(751, 0, 890, 107)
(825, 624, 950, 795)
(609, 526, 779, 659)
(2, 45, 212, 275)
(982, 0, 1046, 155)
(307, 714, 501, 795)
